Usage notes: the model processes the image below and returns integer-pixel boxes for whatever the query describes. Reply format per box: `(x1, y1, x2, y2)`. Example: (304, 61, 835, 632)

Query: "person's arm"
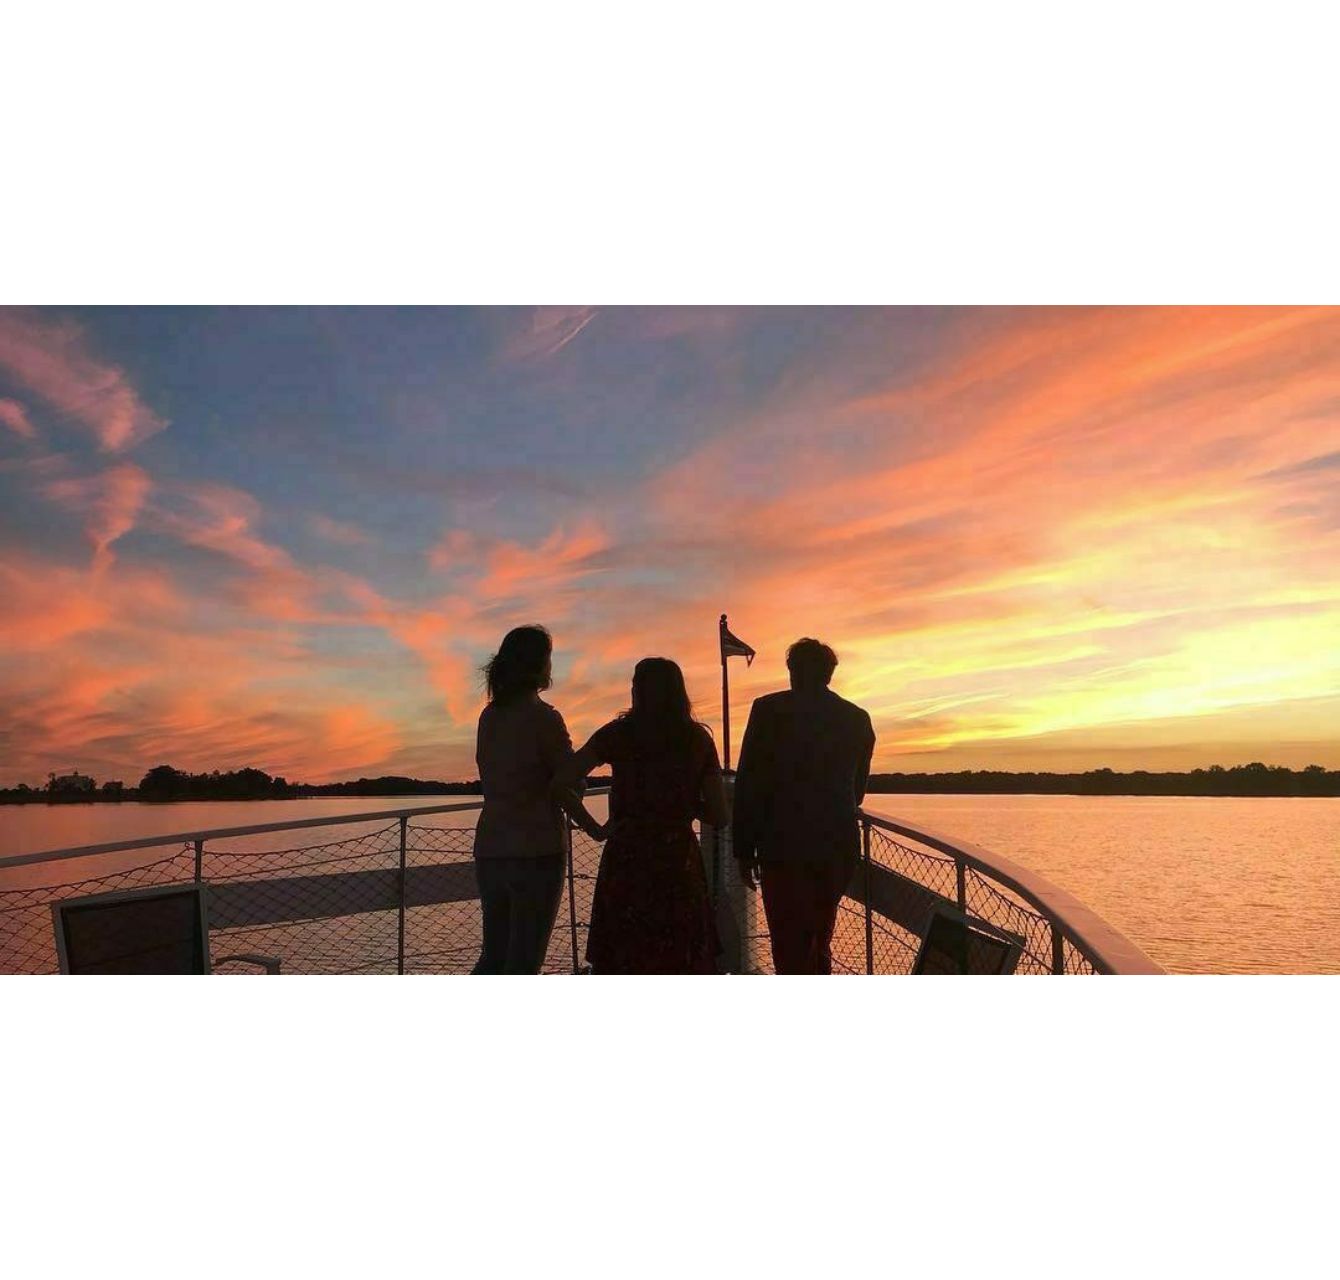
(731, 700, 768, 890)
(854, 711, 875, 805)
(698, 734, 729, 831)
(551, 735, 608, 842)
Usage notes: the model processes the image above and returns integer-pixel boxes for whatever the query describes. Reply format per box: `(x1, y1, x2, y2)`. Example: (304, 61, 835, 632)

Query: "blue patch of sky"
(51, 307, 974, 584)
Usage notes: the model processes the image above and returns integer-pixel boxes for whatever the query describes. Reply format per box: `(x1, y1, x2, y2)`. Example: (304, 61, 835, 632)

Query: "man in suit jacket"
(732, 638, 876, 974)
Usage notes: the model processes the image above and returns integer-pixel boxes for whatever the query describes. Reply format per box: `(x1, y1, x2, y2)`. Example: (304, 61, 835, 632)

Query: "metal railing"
(0, 794, 1162, 974)
(856, 811, 1163, 974)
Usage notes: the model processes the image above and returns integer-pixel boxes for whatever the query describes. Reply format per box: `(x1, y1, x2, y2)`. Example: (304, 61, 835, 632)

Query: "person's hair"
(482, 625, 553, 704)
(619, 657, 708, 750)
(786, 637, 838, 689)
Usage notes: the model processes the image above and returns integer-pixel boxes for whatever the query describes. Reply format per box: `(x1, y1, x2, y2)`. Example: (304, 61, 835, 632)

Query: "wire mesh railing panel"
(1062, 935, 1098, 975)
(871, 913, 922, 974)
(710, 824, 928, 975)
(403, 822, 481, 974)
(0, 846, 197, 974)
(203, 823, 403, 975)
(962, 866, 1057, 974)
(829, 900, 867, 973)
(716, 818, 1100, 975)
(863, 825, 959, 974)
(561, 825, 604, 972)
(867, 825, 960, 902)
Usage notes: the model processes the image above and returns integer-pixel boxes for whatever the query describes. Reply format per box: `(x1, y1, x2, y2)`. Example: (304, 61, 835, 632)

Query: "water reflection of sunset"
(2, 306, 1337, 783)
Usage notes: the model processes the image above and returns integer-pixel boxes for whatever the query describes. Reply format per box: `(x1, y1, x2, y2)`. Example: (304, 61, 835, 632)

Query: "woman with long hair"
(557, 657, 728, 974)
(473, 624, 604, 974)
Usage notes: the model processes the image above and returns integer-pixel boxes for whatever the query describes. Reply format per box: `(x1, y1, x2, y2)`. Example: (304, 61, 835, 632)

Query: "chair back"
(53, 884, 210, 974)
(912, 908, 1023, 974)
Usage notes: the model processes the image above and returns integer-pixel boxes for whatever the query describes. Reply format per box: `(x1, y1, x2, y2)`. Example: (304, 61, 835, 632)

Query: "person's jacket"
(731, 687, 876, 865)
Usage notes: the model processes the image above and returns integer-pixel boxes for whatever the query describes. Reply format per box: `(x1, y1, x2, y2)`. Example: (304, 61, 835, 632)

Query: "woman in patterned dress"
(557, 658, 729, 974)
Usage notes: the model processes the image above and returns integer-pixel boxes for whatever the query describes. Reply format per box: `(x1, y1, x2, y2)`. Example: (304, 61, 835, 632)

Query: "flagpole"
(719, 613, 731, 772)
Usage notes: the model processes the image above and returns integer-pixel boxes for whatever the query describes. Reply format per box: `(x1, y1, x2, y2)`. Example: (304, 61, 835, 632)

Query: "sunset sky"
(1, 305, 1337, 784)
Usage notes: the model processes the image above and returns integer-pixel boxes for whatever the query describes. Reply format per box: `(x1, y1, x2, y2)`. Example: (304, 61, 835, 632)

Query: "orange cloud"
(340, 578, 481, 723)
(478, 520, 610, 601)
(620, 307, 1340, 768)
(0, 559, 114, 649)
(0, 549, 401, 786)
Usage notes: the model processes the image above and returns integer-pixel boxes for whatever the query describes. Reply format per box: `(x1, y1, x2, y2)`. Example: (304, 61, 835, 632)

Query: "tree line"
(0, 764, 616, 803)
(3, 761, 1336, 804)
(864, 763, 1340, 797)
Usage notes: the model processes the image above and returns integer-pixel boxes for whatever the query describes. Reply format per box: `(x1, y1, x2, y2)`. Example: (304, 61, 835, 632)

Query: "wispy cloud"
(0, 550, 401, 784)
(1258, 449, 1340, 480)
(502, 306, 597, 362)
(0, 311, 166, 452)
(308, 512, 373, 546)
(431, 519, 610, 599)
(0, 397, 36, 439)
(43, 462, 152, 571)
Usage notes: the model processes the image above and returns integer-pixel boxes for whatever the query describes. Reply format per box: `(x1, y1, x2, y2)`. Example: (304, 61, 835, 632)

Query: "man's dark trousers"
(759, 850, 858, 974)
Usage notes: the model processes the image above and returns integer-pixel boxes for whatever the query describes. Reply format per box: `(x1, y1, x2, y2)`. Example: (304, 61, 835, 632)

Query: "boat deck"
(0, 792, 1163, 975)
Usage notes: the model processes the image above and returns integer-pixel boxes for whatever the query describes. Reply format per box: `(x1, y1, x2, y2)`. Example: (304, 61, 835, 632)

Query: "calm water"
(3, 793, 1337, 974)
(862, 794, 1340, 975)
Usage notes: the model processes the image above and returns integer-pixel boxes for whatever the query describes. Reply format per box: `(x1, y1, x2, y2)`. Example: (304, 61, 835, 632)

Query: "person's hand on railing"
(575, 811, 609, 842)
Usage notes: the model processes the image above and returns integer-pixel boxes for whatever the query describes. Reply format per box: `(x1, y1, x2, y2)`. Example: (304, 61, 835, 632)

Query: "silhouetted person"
(732, 638, 876, 974)
(473, 625, 603, 974)
(558, 658, 729, 974)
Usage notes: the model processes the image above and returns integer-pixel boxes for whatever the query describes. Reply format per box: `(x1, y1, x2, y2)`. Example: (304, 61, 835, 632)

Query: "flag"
(719, 614, 755, 666)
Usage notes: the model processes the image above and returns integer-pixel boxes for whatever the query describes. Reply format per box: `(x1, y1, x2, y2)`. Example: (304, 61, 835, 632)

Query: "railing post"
(397, 815, 408, 975)
(565, 819, 580, 973)
(193, 838, 203, 883)
(955, 856, 966, 911)
(862, 815, 873, 974)
(1051, 922, 1065, 975)
(706, 820, 718, 908)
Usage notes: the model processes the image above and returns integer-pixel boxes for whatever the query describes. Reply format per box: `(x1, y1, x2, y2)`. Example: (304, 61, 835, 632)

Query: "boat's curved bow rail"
(0, 796, 1162, 974)
(850, 812, 1162, 974)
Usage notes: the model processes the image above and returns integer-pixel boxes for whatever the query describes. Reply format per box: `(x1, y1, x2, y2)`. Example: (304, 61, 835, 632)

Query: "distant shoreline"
(863, 773, 1340, 798)
(860, 764, 1340, 798)
(4, 764, 1336, 803)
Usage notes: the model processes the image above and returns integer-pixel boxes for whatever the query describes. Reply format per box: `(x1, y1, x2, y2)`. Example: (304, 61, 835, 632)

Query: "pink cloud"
(0, 397, 36, 439)
(0, 311, 166, 452)
(342, 578, 481, 723)
(43, 462, 152, 570)
(152, 481, 342, 624)
(309, 512, 373, 546)
(430, 519, 610, 603)
(156, 482, 289, 572)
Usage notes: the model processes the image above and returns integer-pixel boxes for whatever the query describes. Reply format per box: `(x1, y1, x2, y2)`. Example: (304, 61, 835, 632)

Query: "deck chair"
(912, 907, 1023, 974)
(52, 883, 280, 974)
